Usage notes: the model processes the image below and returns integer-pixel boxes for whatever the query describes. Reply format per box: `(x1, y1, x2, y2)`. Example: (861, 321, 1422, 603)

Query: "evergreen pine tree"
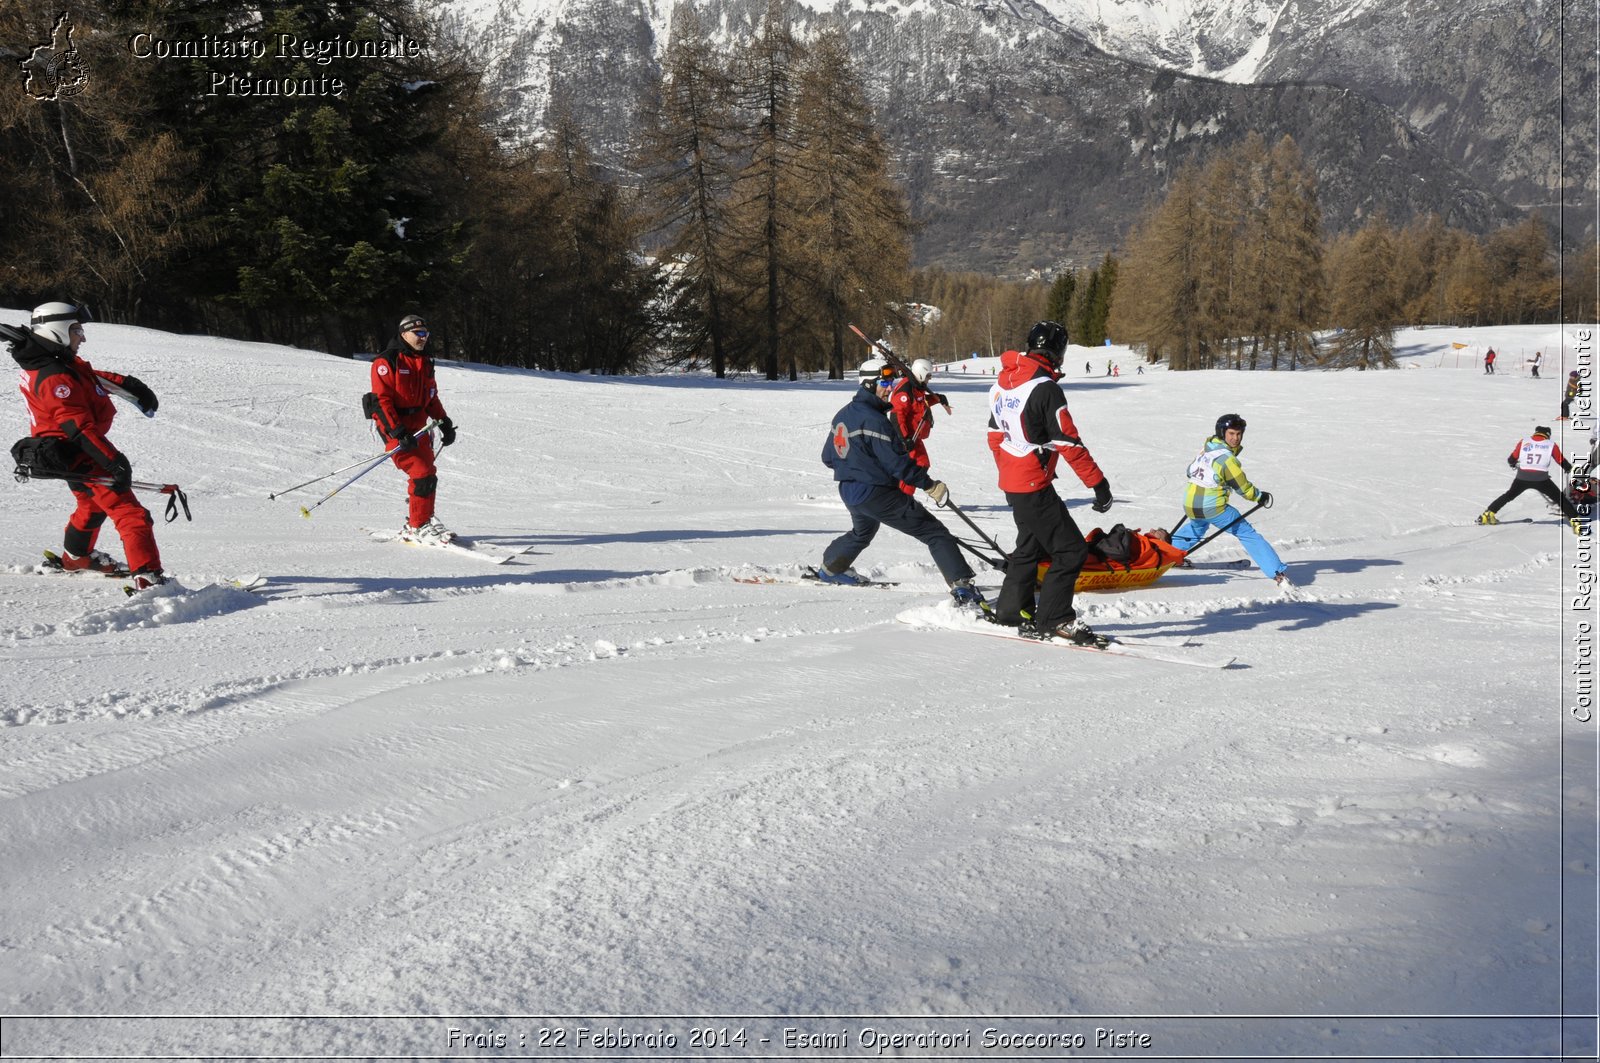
(730, 1, 804, 380)
(786, 26, 913, 379)
(638, 9, 744, 377)
(1046, 271, 1076, 325)
(1485, 216, 1558, 324)
(1323, 217, 1400, 369)
(1260, 136, 1323, 370)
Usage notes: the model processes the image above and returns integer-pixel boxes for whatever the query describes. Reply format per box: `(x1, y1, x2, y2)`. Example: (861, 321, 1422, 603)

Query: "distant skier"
(1477, 425, 1583, 533)
(369, 313, 457, 544)
(886, 358, 948, 495)
(1561, 370, 1581, 420)
(818, 359, 983, 608)
(1530, 350, 1543, 379)
(7, 302, 166, 588)
(1172, 414, 1291, 588)
(987, 321, 1115, 644)
(1484, 349, 1496, 375)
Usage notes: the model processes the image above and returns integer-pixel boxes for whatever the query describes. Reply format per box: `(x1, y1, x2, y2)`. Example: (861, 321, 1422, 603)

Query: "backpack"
(1086, 523, 1137, 566)
(11, 436, 78, 479)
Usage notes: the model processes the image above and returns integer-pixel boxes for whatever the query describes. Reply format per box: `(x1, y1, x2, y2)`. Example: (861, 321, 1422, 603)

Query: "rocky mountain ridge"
(447, 0, 1590, 275)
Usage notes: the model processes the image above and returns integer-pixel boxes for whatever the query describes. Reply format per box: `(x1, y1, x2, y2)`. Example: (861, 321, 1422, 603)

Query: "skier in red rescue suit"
(370, 314, 457, 544)
(886, 358, 949, 495)
(9, 302, 165, 585)
(987, 321, 1115, 646)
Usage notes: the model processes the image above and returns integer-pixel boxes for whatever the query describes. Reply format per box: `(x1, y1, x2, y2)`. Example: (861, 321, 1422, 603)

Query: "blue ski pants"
(1173, 505, 1285, 578)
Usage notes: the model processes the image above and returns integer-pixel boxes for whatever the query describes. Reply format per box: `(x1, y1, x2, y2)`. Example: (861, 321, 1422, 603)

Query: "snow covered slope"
(0, 314, 1594, 1057)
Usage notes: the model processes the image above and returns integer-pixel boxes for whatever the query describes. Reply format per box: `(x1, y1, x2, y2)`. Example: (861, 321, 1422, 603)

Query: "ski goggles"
(32, 303, 93, 327)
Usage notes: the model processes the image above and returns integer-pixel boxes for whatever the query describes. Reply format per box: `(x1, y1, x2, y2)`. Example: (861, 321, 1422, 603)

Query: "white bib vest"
(1186, 446, 1227, 488)
(1517, 438, 1555, 473)
(989, 376, 1052, 457)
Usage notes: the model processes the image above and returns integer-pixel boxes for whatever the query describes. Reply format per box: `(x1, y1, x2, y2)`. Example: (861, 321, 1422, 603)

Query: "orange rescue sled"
(1037, 524, 1189, 593)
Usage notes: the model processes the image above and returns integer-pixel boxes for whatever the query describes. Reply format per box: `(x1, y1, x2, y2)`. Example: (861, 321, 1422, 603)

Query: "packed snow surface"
(0, 314, 1594, 1059)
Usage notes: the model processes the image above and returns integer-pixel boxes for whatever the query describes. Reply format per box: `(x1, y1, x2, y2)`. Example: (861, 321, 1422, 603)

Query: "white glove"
(925, 481, 949, 506)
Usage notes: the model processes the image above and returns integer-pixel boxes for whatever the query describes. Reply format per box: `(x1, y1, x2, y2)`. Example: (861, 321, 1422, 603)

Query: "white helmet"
(909, 358, 934, 385)
(30, 301, 89, 347)
(858, 358, 889, 389)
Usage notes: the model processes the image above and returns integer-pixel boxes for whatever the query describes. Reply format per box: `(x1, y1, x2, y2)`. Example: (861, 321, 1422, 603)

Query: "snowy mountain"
(1, 310, 1594, 1057)
(444, 0, 1583, 274)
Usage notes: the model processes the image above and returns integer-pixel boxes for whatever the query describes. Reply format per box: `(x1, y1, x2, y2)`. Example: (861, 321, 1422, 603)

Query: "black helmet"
(1535, 425, 1553, 437)
(1215, 413, 1247, 438)
(1026, 321, 1069, 366)
(398, 313, 428, 334)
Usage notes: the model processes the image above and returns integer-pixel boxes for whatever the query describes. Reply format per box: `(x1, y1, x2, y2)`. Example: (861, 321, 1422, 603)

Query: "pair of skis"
(36, 550, 267, 597)
(365, 528, 532, 565)
(733, 565, 1234, 669)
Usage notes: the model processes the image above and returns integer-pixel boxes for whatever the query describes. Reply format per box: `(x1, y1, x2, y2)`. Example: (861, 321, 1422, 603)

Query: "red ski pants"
(65, 480, 161, 574)
(388, 430, 439, 527)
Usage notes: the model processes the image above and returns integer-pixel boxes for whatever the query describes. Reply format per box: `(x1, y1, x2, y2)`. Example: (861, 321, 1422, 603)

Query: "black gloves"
(1091, 480, 1114, 513)
(1258, 490, 1274, 508)
(387, 427, 417, 452)
(120, 375, 158, 415)
(1507, 456, 1518, 468)
(106, 452, 133, 492)
(438, 417, 456, 448)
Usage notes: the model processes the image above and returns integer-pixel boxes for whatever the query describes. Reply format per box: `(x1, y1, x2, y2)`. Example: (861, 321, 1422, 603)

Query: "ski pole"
(298, 420, 439, 518)
(937, 495, 1010, 571)
(268, 447, 414, 500)
(89, 478, 191, 522)
(16, 467, 192, 522)
(1182, 500, 1267, 558)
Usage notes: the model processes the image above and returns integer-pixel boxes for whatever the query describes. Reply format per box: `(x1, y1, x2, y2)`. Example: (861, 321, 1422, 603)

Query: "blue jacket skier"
(819, 359, 981, 606)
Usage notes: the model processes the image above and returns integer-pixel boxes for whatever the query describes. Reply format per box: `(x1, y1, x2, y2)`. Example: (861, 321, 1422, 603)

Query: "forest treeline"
(1, 2, 1586, 375)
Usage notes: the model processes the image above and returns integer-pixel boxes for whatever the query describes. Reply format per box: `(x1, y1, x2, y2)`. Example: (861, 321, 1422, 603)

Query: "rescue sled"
(1037, 524, 1191, 593)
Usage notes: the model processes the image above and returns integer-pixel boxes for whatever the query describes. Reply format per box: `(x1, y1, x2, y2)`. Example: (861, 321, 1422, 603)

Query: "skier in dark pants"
(987, 321, 1115, 645)
(819, 359, 983, 608)
(1477, 425, 1584, 535)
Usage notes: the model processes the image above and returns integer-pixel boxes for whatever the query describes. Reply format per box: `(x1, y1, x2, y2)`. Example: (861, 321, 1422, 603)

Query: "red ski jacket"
(986, 349, 1107, 495)
(15, 344, 127, 470)
(370, 342, 448, 436)
(888, 378, 934, 445)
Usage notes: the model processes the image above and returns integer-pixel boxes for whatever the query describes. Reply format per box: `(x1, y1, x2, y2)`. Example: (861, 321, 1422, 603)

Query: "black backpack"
(1086, 523, 1137, 567)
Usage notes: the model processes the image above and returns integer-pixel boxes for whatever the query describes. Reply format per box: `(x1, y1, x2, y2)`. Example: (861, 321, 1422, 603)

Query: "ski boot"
(812, 565, 868, 586)
(949, 578, 991, 615)
(61, 549, 126, 575)
(401, 518, 456, 545)
(418, 517, 455, 544)
(1040, 617, 1109, 648)
(1475, 511, 1499, 526)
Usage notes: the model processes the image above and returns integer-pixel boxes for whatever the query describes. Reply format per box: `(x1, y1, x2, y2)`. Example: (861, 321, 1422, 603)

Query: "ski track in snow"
(0, 315, 1591, 1057)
